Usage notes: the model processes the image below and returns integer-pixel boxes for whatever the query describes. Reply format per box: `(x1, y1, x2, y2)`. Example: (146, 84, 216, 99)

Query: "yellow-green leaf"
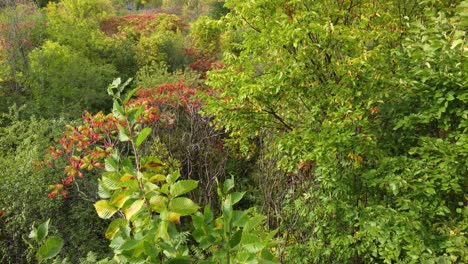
(123, 199, 145, 220)
(94, 200, 118, 219)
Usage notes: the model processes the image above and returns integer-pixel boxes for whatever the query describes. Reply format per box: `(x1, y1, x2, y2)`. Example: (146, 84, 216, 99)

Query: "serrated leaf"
(169, 197, 199, 216)
(105, 218, 128, 240)
(170, 180, 198, 198)
(123, 199, 145, 220)
(94, 200, 118, 219)
(136, 127, 152, 147)
(36, 236, 64, 261)
(118, 124, 130, 142)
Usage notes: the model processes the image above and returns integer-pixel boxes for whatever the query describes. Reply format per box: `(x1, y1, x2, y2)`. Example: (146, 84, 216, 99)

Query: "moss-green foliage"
(0, 3, 47, 114)
(190, 15, 222, 55)
(0, 108, 109, 263)
(28, 41, 117, 118)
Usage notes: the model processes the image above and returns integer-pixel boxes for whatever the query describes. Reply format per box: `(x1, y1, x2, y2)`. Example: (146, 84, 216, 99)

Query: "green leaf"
(136, 127, 152, 147)
(149, 174, 166, 182)
(166, 171, 181, 184)
(158, 220, 170, 241)
(128, 105, 144, 126)
(118, 124, 130, 142)
(169, 197, 200, 216)
(112, 101, 124, 119)
(36, 219, 50, 242)
(36, 236, 64, 261)
(170, 180, 198, 198)
(223, 178, 235, 194)
(141, 156, 166, 172)
(123, 86, 138, 105)
(98, 184, 111, 199)
(204, 206, 214, 223)
(230, 191, 245, 206)
(149, 195, 168, 213)
(101, 174, 120, 190)
(105, 157, 118, 172)
(229, 230, 242, 248)
(94, 200, 118, 219)
(123, 199, 145, 220)
(105, 218, 128, 240)
(110, 190, 132, 208)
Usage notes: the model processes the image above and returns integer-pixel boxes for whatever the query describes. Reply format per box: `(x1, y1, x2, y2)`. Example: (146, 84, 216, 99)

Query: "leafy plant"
(26, 219, 64, 263)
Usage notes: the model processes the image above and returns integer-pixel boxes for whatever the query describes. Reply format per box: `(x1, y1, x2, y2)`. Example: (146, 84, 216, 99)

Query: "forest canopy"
(0, 0, 466, 263)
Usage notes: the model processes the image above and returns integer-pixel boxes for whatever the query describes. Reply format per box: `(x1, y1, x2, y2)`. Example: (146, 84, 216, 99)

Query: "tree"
(204, 0, 467, 262)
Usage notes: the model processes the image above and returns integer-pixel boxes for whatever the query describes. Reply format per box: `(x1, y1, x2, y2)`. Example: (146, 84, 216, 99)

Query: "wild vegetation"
(0, 0, 466, 263)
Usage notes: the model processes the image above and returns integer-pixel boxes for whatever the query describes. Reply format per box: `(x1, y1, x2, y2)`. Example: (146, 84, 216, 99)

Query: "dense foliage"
(0, 0, 466, 263)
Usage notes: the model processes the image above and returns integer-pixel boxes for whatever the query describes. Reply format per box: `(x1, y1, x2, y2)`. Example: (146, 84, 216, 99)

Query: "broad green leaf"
(229, 230, 242, 248)
(204, 206, 214, 223)
(36, 236, 64, 261)
(149, 195, 167, 213)
(243, 215, 265, 233)
(166, 171, 181, 184)
(160, 184, 169, 195)
(36, 219, 50, 242)
(170, 180, 198, 198)
(158, 220, 169, 241)
(243, 242, 265, 253)
(118, 124, 130, 142)
(112, 101, 124, 119)
(110, 190, 132, 208)
(98, 184, 111, 199)
(101, 175, 120, 191)
(143, 241, 159, 261)
(105, 218, 128, 240)
(169, 197, 199, 216)
(124, 199, 145, 220)
(128, 104, 144, 126)
(136, 127, 152, 147)
(94, 200, 118, 219)
(120, 239, 143, 251)
(123, 85, 137, 105)
(223, 178, 235, 194)
(230, 191, 245, 206)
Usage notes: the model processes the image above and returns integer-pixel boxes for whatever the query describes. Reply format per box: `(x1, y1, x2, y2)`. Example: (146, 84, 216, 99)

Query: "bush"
(28, 41, 117, 118)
